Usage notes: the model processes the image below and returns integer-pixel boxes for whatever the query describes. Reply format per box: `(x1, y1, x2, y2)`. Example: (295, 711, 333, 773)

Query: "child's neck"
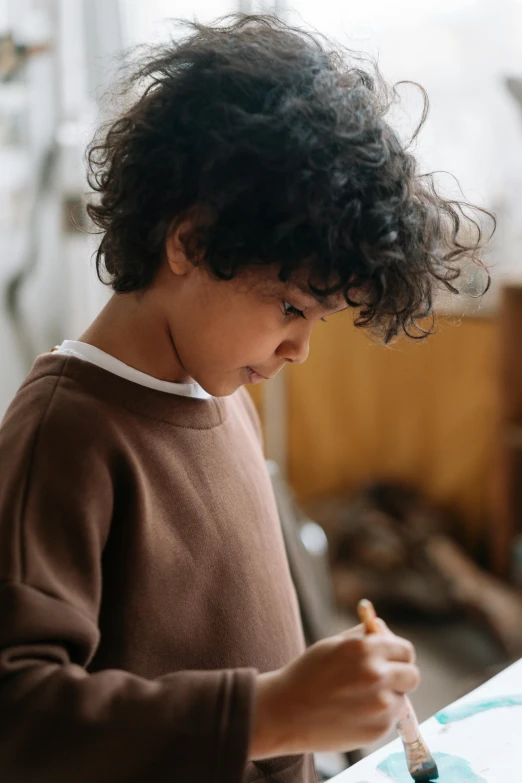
(79, 292, 193, 384)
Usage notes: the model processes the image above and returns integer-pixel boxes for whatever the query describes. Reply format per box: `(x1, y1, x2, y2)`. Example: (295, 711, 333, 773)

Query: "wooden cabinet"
(492, 285, 522, 576)
(251, 313, 497, 555)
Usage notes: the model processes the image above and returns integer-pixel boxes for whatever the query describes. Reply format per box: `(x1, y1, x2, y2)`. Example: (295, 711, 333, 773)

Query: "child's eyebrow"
(290, 282, 348, 313)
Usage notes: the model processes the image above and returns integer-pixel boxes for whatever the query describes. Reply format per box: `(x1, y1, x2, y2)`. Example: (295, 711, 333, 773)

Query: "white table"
(329, 658, 522, 782)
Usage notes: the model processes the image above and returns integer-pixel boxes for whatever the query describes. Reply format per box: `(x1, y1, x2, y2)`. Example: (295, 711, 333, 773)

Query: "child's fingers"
(335, 618, 417, 667)
(367, 634, 416, 664)
(386, 662, 420, 695)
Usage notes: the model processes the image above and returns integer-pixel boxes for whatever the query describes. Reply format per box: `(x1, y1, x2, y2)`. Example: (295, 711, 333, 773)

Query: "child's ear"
(165, 217, 195, 277)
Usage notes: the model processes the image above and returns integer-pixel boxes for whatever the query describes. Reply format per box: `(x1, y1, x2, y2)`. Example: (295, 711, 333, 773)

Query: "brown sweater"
(0, 353, 317, 783)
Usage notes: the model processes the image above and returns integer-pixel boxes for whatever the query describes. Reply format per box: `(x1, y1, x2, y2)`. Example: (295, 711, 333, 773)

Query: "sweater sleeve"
(0, 374, 257, 783)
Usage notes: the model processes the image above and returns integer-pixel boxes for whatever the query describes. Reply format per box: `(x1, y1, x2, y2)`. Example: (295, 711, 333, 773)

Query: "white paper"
(329, 658, 522, 782)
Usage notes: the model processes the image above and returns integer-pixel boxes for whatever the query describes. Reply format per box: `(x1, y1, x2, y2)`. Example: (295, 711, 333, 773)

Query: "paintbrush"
(357, 599, 439, 782)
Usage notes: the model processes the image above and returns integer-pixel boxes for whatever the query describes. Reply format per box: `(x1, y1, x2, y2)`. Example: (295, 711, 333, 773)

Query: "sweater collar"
(29, 353, 230, 428)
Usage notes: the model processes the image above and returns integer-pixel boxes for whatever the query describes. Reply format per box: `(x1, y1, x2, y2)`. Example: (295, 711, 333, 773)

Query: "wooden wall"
(249, 315, 498, 550)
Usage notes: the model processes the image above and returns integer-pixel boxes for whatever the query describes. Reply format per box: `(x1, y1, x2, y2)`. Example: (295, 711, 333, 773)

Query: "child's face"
(156, 235, 347, 396)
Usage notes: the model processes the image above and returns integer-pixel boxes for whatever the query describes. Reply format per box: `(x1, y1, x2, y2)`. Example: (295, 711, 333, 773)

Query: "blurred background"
(3, 0, 522, 778)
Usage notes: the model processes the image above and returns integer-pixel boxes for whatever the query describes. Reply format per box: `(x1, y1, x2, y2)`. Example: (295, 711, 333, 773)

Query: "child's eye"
(283, 301, 305, 319)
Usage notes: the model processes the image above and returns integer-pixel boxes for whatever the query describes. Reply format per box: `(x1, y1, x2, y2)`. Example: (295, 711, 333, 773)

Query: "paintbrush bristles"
(356, 599, 439, 782)
(402, 736, 439, 781)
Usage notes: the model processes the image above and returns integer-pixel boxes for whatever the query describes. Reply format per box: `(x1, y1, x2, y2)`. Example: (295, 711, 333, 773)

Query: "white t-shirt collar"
(53, 340, 212, 400)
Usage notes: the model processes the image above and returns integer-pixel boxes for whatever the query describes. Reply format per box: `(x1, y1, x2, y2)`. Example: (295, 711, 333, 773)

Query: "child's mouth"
(246, 367, 267, 384)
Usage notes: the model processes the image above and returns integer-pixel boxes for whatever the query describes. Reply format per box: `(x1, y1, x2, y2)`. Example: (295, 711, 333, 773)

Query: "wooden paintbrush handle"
(396, 696, 422, 744)
(357, 599, 420, 742)
(357, 598, 380, 634)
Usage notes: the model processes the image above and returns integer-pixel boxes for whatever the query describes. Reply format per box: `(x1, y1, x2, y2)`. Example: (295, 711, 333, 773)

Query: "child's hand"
(249, 622, 419, 760)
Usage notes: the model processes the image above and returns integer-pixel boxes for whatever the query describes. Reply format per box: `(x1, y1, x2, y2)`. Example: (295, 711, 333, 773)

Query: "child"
(0, 14, 489, 783)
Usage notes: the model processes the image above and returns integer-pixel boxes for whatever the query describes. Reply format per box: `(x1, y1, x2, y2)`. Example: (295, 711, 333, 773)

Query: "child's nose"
(276, 332, 310, 365)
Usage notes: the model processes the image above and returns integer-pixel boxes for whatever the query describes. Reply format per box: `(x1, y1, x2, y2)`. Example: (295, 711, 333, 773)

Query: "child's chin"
(201, 377, 243, 398)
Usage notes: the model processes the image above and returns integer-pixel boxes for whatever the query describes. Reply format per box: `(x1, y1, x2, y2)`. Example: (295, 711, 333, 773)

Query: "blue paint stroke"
(435, 694, 522, 725)
(378, 751, 486, 782)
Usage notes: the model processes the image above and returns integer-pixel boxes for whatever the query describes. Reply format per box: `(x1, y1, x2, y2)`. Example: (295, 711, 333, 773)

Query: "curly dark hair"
(86, 14, 493, 342)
